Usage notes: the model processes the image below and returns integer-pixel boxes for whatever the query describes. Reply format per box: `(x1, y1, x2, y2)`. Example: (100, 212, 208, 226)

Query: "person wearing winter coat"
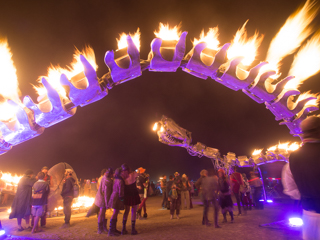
(9, 169, 37, 231)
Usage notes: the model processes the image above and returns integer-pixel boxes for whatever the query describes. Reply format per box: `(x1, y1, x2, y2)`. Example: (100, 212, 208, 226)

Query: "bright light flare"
(154, 23, 181, 41)
(1, 172, 22, 186)
(153, 122, 158, 131)
(286, 32, 320, 89)
(117, 28, 141, 51)
(264, 0, 318, 76)
(72, 196, 95, 209)
(160, 126, 165, 132)
(0, 39, 22, 122)
(278, 142, 290, 150)
(289, 217, 303, 227)
(288, 142, 300, 151)
(34, 46, 98, 99)
(267, 145, 277, 152)
(227, 20, 264, 66)
(252, 149, 263, 156)
(0, 39, 20, 103)
(193, 27, 220, 50)
(0, 229, 5, 236)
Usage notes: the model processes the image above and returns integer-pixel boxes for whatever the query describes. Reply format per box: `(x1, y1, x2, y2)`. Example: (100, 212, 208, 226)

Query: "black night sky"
(0, 0, 319, 181)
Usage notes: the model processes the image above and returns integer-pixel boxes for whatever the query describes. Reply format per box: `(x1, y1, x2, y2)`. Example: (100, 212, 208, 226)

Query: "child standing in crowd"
(31, 172, 50, 233)
(169, 183, 180, 219)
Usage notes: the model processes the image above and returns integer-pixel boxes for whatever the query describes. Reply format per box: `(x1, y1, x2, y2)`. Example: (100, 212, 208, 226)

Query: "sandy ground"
(0, 196, 302, 240)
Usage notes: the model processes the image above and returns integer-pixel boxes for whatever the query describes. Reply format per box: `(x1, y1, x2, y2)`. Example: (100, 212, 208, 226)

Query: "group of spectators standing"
(7, 166, 55, 233)
(160, 172, 194, 219)
(194, 167, 263, 228)
(88, 164, 150, 236)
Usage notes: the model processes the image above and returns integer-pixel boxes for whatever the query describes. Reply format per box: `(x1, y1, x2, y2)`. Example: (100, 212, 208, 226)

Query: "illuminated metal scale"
(0, 17, 319, 156)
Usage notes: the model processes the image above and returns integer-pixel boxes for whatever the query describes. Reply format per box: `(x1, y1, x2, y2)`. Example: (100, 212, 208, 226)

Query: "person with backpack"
(31, 172, 50, 233)
(60, 169, 75, 228)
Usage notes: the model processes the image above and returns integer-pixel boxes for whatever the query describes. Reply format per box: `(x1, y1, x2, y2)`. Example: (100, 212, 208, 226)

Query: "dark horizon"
(0, 0, 319, 181)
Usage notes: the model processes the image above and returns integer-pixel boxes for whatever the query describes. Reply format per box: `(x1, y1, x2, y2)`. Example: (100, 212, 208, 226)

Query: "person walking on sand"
(218, 169, 234, 223)
(168, 183, 180, 219)
(161, 175, 167, 209)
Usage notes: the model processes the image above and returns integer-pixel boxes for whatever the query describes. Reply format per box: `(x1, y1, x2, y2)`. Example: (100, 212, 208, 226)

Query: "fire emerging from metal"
(0, 1, 319, 155)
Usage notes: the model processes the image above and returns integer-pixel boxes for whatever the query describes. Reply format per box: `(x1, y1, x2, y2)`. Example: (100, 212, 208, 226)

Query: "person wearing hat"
(282, 116, 320, 240)
(9, 169, 37, 231)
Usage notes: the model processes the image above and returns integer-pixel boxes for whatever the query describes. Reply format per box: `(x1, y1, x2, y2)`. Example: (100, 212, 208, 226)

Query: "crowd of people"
(160, 168, 263, 227)
(0, 163, 265, 236)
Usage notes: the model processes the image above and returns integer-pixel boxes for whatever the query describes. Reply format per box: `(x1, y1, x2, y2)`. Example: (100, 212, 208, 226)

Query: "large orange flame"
(227, 20, 264, 66)
(262, 0, 318, 76)
(193, 27, 220, 50)
(268, 142, 301, 152)
(117, 28, 141, 51)
(286, 31, 320, 89)
(34, 46, 98, 99)
(0, 39, 22, 121)
(154, 23, 182, 41)
(1, 172, 23, 186)
(252, 149, 263, 156)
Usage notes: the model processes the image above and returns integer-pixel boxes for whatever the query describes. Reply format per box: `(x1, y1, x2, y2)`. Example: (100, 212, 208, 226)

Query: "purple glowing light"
(289, 217, 303, 227)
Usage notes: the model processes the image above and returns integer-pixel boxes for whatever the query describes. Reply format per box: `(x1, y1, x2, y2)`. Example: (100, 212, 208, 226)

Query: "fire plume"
(193, 27, 220, 50)
(286, 31, 320, 89)
(263, 0, 318, 76)
(294, 91, 319, 108)
(1, 172, 22, 186)
(34, 46, 98, 99)
(227, 20, 264, 66)
(154, 23, 182, 41)
(117, 28, 141, 51)
(267, 142, 301, 152)
(252, 149, 263, 156)
(0, 39, 21, 121)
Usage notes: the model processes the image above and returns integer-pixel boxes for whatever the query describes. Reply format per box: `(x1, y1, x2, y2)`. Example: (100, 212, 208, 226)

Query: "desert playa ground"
(0, 196, 302, 240)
